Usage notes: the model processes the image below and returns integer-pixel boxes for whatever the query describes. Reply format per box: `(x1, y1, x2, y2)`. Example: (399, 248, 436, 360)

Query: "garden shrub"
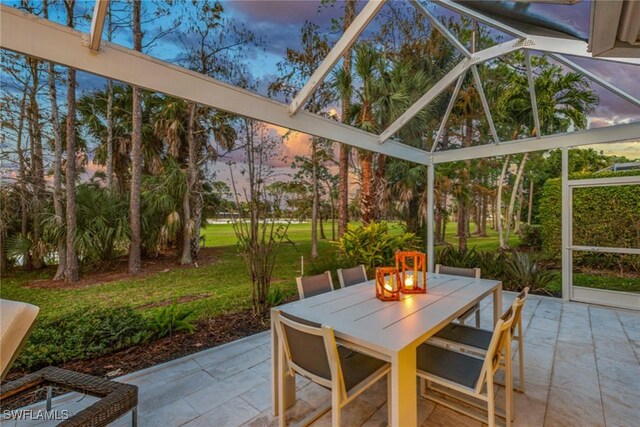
(520, 224, 542, 249)
(16, 306, 150, 371)
(539, 170, 640, 271)
(338, 222, 420, 276)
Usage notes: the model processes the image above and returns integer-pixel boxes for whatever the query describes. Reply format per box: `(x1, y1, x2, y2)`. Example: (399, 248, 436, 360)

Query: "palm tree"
(338, 0, 357, 238)
(333, 44, 431, 224)
(497, 54, 598, 246)
(64, 0, 79, 283)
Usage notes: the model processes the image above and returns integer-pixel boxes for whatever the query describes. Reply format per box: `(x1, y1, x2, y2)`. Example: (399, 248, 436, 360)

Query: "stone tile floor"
(4, 293, 639, 426)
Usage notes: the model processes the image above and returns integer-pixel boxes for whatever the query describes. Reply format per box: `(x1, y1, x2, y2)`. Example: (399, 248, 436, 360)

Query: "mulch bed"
(23, 247, 222, 290)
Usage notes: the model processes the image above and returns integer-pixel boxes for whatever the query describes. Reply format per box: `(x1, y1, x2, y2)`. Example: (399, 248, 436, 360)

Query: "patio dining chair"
(429, 288, 530, 392)
(273, 310, 390, 427)
(0, 299, 138, 427)
(435, 264, 482, 327)
(417, 300, 518, 427)
(296, 271, 334, 299)
(336, 265, 367, 288)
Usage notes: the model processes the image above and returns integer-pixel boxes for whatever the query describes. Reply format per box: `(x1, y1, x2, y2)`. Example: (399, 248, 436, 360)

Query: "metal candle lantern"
(375, 267, 401, 301)
(396, 251, 427, 294)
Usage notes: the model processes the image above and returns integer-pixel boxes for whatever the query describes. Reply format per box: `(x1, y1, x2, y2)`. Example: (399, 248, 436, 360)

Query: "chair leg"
(475, 309, 481, 328)
(131, 407, 138, 427)
(487, 376, 495, 427)
(505, 344, 513, 426)
(518, 322, 525, 393)
(387, 373, 392, 427)
(331, 390, 341, 427)
(46, 386, 52, 411)
(278, 345, 286, 427)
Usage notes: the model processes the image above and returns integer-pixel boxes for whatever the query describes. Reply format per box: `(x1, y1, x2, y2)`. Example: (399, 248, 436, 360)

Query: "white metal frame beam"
(549, 53, 640, 109)
(430, 121, 640, 163)
(433, 0, 528, 38)
(379, 38, 523, 143)
(523, 35, 640, 65)
(287, 0, 386, 116)
(0, 5, 428, 164)
(88, 0, 109, 52)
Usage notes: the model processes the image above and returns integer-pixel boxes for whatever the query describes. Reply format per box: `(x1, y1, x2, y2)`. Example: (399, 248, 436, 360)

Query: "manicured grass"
(547, 272, 640, 294)
(1, 221, 517, 323)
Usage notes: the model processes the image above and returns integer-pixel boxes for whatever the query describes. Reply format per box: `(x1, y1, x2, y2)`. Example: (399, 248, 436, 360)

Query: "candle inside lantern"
(404, 274, 414, 289)
(383, 281, 393, 297)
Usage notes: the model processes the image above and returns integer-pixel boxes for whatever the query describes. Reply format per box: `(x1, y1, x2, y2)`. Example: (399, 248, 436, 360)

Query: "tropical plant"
(147, 303, 196, 338)
(504, 252, 554, 293)
(337, 222, 420, 275)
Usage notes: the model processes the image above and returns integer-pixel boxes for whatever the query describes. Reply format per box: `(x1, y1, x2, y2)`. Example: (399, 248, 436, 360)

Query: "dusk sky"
(2, 0, 639, 182)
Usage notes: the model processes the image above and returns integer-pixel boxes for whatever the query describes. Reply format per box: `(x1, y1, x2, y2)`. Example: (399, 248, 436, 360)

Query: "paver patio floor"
(6, 293, 640, 426)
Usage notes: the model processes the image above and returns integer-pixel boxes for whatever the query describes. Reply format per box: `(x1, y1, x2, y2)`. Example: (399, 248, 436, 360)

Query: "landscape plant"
(338, 222, 420, 275)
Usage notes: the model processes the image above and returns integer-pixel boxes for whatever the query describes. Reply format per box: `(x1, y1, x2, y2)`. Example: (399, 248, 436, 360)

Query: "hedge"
(539, 170, 640, 271)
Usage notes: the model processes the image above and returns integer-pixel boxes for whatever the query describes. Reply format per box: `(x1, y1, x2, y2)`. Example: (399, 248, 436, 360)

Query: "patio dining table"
(271, 273, 502, 427)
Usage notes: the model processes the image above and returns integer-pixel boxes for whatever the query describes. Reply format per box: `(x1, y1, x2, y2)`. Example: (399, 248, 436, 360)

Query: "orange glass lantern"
(396, 251, 427, 294)
(375, 267, 401, 301)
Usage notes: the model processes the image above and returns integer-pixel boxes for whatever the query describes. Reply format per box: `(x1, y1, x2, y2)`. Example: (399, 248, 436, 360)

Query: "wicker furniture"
(435, 264, 482, 327)
(0, 299, 138, 427)
(1, 367, 138, 427)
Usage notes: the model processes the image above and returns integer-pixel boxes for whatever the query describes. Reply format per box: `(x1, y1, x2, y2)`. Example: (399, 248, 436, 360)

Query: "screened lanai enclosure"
(4, 0, 637, 307)
(1, 0, 639, 426)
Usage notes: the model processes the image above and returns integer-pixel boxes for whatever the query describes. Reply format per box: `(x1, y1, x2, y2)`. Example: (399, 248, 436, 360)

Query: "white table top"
(277, 273, 501, 356)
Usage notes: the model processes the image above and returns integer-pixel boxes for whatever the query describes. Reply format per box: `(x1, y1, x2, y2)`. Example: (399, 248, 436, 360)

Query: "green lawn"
(547, 272, 640, 294)
(2, 221, 514, 323)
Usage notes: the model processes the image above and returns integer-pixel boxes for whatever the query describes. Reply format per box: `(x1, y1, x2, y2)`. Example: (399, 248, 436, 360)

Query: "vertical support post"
(46, 386, 52, 411)
(427, 162, 435, 273)
(561, 147, 571, 301)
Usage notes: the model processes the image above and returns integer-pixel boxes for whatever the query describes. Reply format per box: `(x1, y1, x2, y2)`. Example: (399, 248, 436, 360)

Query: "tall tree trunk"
(319, 214, 326, 240)
(181, 102, 198, 265)
(497, 155, 510, 249)
(527, 178, 534, 225)
(15, 79, 31, 269)
(337, 0, 356, 238)
(106, 79, 114, 190)
(128, 0, 143, 274)
(374, 154, 386, 221)
(505, 153, 528, 245)
(311, 140, 319, 259)
(27, 58, 45, 269)
(106, 4, 114, 190)
(47, 58, 67, 278)
(480, 194, 488, 237)
(514, 179, 525, 234)
(63, 0, 79, 283)
(360, 151, 375, 225)
(44, 0, 66, 279)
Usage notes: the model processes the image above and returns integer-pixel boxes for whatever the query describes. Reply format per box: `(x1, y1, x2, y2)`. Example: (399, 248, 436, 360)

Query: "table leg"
(390, 347, 417, 427)
(493, 283, 503, 326)
(271, 318, 295, 416)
